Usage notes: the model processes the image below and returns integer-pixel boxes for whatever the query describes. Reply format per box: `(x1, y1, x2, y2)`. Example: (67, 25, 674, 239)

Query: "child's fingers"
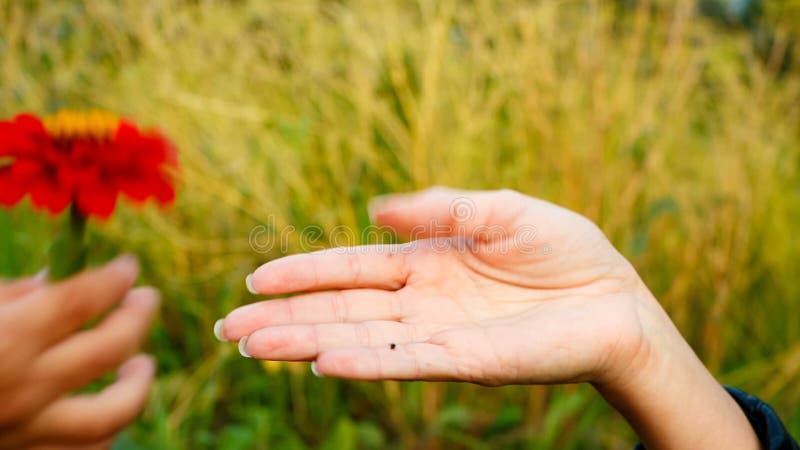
(219, 289, 402, 341)
(31, 288, 159, 395)
(12, 255, 139, 346)
(17, 354, 154, 446)
(313, 342, 456, 381)
(248, 245, 411, 295)
(241, 321, 442, 360)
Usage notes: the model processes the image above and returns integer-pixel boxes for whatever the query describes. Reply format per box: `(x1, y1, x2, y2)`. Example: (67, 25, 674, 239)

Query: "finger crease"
(348, 253, 362, 286)
(405, 323, 418, 342)
(311, 324, 322, 354)
(372, 347, 385, 378)
(284, 300, 296, 324)
(331, 291, 349, 323)
(405, 344, 422, 378)
(389, 295, 404, 321)
(356, 323, 371, 346)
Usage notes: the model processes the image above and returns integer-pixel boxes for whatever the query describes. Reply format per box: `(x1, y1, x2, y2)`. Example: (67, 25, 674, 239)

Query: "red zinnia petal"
(29, 179, 72, 214)
(10, 158, 44, 179)
(151, 174, 175, 204)
(76, 187, 118, 219)
(57, 163, 100, 190)
(0, 168, 26, 207)
(0, 122, 17, 156)
(117, 176, 153, 202)
(2, 110, 177, 219)
(0, 114, 49, 157)
(118, 172, 175, 205)
(14, 114, 47, 133)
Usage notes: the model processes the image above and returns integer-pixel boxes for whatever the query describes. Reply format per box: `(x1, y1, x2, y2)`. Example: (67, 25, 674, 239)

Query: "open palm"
(220, 188, 660, 387)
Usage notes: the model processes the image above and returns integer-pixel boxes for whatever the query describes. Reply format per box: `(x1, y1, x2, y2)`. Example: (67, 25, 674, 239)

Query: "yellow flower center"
(43, 110, 120, 141)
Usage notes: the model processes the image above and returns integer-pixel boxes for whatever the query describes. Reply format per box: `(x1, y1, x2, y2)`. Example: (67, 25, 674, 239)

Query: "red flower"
(0, 110, 177, 219)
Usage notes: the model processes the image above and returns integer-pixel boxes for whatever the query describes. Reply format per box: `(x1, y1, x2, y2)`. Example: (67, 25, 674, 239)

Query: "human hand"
(219, 187, 759, 450)
(220, 188, 656, 386)
(0, 256, 159, 450)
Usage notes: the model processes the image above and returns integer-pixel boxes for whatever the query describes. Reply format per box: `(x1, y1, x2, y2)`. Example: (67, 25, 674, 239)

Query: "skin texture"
(220, 187, 761, 450)
(0, 256, 158, 450)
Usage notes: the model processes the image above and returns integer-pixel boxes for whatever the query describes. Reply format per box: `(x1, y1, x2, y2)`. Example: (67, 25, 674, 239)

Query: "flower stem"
(49, 204, 87, 280)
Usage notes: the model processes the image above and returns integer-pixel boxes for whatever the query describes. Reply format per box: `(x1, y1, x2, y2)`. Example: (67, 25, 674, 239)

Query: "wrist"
(593, 288, 760, 450)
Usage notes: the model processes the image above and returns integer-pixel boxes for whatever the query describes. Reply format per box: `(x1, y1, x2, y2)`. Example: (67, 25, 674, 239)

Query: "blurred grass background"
(1, 0, 799, 448)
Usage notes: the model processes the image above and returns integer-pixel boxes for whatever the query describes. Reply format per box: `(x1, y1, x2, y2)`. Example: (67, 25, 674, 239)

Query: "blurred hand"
(0, 256, 158, 450)
(220, 187, 760, 450)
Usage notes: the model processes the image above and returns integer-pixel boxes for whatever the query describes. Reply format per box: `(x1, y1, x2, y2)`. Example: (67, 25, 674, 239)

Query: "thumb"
(367, 187, 530, 240)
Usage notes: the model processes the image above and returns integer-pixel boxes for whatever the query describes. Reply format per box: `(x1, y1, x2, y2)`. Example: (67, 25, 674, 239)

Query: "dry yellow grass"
(1, 0, 798, 448)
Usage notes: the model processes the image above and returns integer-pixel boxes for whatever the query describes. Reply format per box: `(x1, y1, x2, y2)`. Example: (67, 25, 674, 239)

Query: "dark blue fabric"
(723, 386, 799, 450)
(633, 386, 798, 450)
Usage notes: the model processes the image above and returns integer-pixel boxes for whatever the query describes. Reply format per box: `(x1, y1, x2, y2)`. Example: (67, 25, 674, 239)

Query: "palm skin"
(219, 188, 761, 450)
(219, 188, 663, 387)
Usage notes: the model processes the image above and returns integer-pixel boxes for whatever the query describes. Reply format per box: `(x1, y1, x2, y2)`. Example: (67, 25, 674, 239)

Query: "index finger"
(248, 244, 411, 295)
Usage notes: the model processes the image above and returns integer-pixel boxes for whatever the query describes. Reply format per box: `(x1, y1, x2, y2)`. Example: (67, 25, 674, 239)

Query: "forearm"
(595, 296, 760, 450)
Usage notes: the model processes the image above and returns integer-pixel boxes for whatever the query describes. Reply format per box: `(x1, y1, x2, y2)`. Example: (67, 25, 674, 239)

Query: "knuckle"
(495, 188, 517, 196)
(50, 285, 91, 321)
(405, 323, 420, 342)
(404, 345, 422, 377)
(495, 188, 523, 202)
(425, 186, 449, 196)
(282, 300, 296, 324)
(330, 292, 349, 323)
(81, 330, 137, 373)
(346, 254, 362, 284)
(309, 325, 322, 353)
(388, 296, 404, 321)
(372, 347, 386, 378)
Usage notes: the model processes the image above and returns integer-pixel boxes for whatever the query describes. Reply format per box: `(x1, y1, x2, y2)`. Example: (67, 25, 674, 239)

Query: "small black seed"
(390, 343, 397, 350)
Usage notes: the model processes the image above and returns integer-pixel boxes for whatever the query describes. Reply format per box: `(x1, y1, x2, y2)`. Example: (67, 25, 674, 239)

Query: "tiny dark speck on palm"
(390, 343, 396, 350)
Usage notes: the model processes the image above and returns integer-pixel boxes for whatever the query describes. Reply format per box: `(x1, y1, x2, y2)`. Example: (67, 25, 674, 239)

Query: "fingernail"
(118, 354, 155, 378)
(311, 361, 323, 377)
(110, 254, 139, 274)
(149, 289, 162, 308)
(123, 287, 161, 309)
(238, 336, 251, 358)
(245, 274, 257, 294)
(213, 319, 227, 342)
(34, 267, 49, 282)
(118, 359, 136, 378)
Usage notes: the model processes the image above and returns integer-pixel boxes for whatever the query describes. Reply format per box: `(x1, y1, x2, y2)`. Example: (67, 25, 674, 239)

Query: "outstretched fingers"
(31, 288, 160, 395)
(0, 355, 154, 449)
(12, 256, 139, 348)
